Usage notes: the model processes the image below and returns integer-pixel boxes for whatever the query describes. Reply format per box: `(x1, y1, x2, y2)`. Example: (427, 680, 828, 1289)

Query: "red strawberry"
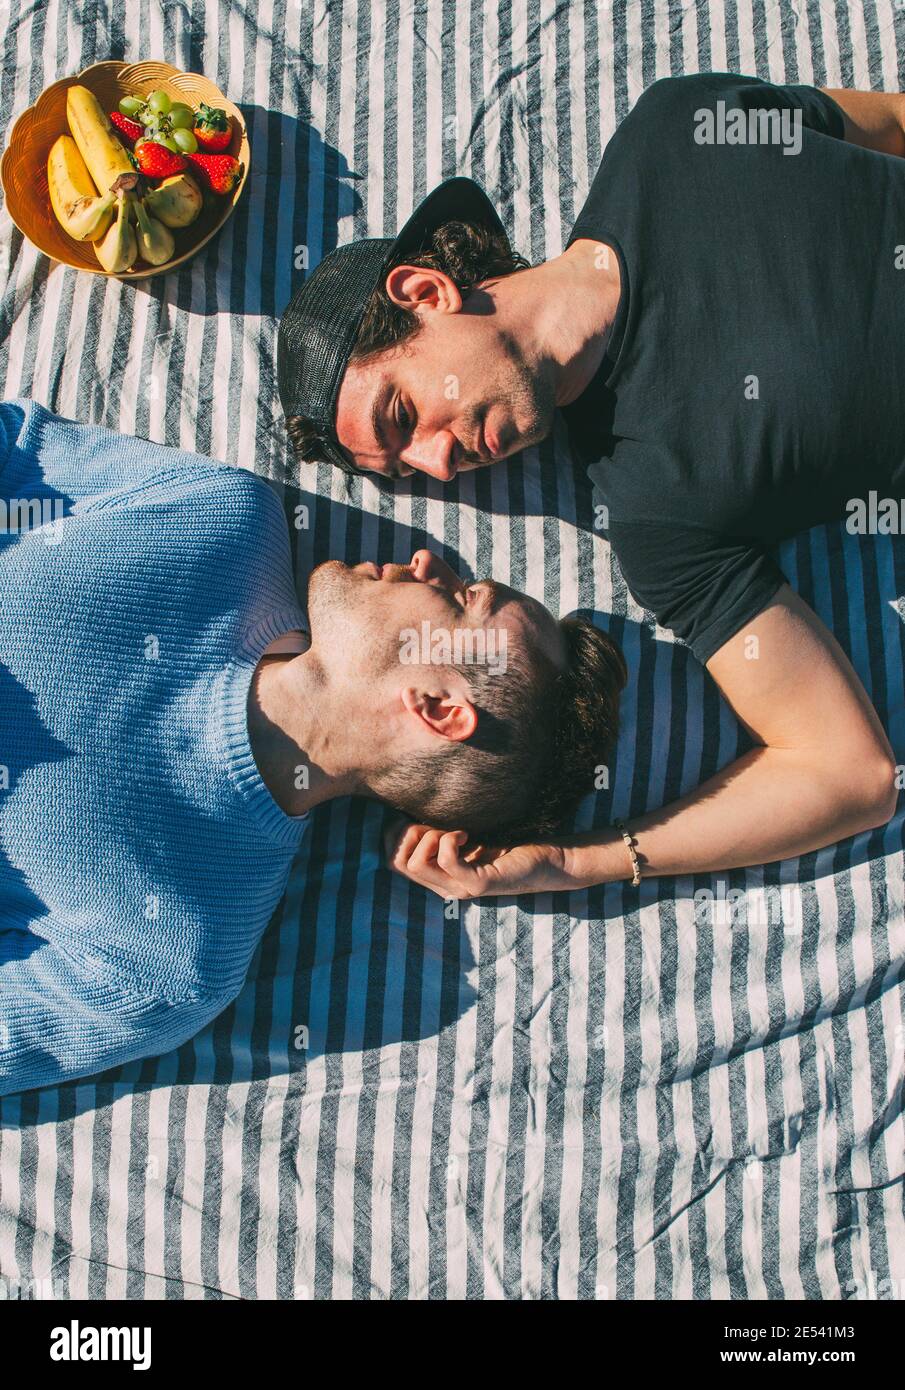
(193, 102, 232, 153)
(109, 110, 143, 146)
(134, 140, 187, 178)
(185, 151, 241, 194)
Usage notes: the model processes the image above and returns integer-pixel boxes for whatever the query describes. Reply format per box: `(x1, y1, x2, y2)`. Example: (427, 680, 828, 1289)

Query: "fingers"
(384, 817, 476, 898)
(407, 827, 445, 875)
(384, 817, 428, 865)
(437, 830, 468, 873)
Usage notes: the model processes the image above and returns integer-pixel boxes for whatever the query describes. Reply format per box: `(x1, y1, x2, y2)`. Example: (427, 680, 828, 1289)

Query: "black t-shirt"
(562, 72, 905, 665)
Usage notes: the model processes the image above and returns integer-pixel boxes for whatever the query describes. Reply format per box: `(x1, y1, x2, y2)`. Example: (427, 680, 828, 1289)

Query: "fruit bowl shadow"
(125, 101, 366, 317)
(1, 59, 249, 280)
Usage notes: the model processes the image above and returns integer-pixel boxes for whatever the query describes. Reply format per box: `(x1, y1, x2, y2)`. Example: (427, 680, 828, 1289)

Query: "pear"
(94, 183, 137, 274)
(133, 196, 175, 266)
(142, 173, 203, 228)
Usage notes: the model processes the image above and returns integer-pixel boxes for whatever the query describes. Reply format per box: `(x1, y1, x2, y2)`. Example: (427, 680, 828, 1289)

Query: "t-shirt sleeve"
(608, 516, 787, 666)
(699, 72, 846, 140)
(626, 71, 846, 142)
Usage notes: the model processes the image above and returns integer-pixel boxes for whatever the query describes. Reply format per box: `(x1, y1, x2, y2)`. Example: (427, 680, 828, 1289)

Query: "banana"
(94, 184, 137, 274)
(66, 85, 134, 195)
(47, 134, 116, 241)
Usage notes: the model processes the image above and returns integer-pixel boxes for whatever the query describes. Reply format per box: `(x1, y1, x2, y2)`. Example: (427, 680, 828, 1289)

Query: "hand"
(384, 820, 581, 898)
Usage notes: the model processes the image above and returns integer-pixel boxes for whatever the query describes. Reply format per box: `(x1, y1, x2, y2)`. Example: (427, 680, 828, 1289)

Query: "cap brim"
(389, 176, 508, 264)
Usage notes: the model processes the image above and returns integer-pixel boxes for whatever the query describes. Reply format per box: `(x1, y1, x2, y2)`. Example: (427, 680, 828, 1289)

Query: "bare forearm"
(565, 745, 896, 888)
(821, 86, 905, 156)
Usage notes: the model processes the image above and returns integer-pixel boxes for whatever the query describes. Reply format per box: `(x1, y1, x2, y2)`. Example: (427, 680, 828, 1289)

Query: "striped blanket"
(1, 0, 903, 1301)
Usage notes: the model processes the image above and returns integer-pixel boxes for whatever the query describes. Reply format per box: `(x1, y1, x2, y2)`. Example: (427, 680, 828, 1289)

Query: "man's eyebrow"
(370, 380, 391, 455)
(362, 380, 411, 478)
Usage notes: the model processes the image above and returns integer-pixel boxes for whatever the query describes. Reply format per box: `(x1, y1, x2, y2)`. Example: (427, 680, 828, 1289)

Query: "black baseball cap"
(277, 176, 509, 472)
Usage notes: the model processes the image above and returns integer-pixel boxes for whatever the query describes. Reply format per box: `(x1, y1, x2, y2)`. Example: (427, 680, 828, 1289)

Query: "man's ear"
(383, 264, 462, 315)
(400, 684, 477, 743)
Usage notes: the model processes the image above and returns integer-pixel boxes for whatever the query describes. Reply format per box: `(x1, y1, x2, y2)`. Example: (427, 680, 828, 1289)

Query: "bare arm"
(580, 90, 905, 883)
(582, 85, 905, 878)
(586, 86, 905, 878)
(564, 586, 897, 885)
(820, 86, 905, 156)
(388, 587, 898, 897)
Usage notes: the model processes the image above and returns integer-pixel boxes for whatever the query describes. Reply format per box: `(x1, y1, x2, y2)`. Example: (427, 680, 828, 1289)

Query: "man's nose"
(401, 429, 459, 482)
(409, 549, 464, 594)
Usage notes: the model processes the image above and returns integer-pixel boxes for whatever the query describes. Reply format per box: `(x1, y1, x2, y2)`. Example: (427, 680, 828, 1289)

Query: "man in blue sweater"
(0, 398, 624, 1096)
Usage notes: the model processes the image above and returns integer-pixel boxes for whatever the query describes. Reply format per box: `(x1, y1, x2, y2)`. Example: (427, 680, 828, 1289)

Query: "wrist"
(561, 828, 637, 888)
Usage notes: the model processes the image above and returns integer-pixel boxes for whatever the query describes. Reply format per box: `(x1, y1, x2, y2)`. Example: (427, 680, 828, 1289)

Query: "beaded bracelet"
(613, 818, 641, 886)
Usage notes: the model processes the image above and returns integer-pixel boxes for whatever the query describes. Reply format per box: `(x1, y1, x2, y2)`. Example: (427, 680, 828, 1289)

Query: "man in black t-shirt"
(276, 73, 903, 897)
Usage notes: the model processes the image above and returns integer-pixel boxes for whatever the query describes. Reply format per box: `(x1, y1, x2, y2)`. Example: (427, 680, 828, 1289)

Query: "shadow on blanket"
(129, 104, 363, 321)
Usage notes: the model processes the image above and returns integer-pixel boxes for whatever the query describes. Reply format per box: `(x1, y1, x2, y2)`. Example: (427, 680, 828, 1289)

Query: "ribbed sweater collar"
(218, 606, 312, 848)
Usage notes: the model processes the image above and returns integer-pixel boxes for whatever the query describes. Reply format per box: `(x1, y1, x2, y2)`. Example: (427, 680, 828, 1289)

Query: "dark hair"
(284, 219, 530, 477)
(373, 616, 628, 844)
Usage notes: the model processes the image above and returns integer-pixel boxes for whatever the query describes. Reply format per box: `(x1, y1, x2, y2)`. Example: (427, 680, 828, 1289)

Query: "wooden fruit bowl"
(0, 59, 249, 280)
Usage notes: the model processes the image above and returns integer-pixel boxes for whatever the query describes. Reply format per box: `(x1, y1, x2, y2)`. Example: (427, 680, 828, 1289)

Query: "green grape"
(118, 95, 144, 117)
(158, 135, 180, 152)
(171, 128, 198, 153)
(147, 89, 172, 115)
(169, 103, 195, 129)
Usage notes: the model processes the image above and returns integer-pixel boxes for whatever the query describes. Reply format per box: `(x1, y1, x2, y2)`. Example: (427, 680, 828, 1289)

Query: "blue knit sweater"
(0, 399, 309, 1096)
